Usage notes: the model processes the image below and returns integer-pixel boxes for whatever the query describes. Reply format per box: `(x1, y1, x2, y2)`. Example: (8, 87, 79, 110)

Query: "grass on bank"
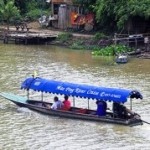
(57, 32, 133, 56)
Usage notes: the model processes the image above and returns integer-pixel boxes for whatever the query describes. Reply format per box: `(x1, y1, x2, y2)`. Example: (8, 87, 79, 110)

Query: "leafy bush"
(93, 32, 108, 40)
(92, 44, 133, 56)
(26, 9, 41, 21)
(0, 0, 21, 27)
(57, 32, 72, 43)
(26, 0, 51, 21)
(70, 40, 85, 49)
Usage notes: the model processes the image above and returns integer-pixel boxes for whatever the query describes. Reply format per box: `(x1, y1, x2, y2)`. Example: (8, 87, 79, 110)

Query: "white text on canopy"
(100, 92, 121, 99)
(56, 85, 100, 96)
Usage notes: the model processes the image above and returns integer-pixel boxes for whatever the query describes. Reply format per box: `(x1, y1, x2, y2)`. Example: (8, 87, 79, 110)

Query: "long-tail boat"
(0, 77, 144, 126)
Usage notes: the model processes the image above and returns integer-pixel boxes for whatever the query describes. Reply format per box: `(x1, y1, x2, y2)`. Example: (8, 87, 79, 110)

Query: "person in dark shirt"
(113, 102, 127, 118)
(113, 102, 141, 119)
(96, 100, 107, 116)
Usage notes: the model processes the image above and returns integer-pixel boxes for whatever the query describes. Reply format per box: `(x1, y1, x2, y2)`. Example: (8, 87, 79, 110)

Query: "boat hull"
(0, 92, 143, 126)
(116, 55, 128, 64)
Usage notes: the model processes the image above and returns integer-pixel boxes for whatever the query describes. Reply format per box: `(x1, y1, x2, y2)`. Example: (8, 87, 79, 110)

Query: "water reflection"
(0, 44, 150, 149)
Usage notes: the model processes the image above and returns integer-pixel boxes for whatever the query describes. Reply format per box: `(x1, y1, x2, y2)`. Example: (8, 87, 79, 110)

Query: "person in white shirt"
(51, 96, 63, 110)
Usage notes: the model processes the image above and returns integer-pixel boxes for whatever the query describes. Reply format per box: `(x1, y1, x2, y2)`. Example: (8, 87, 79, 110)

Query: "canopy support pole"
(88, 99, 89, 109)
(73, 97, 75, 107)
(130, 98, 132, 110)
(41, 92, 43, 101)
(27, 90, 29, 99)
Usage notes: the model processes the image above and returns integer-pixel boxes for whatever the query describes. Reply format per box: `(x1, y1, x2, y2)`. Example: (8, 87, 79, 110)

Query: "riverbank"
(0, 22, 112, 50)
(0, 21, 150, 59)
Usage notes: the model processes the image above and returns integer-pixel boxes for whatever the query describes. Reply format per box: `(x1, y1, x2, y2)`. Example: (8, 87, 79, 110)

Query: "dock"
(0, 30, 58, 44)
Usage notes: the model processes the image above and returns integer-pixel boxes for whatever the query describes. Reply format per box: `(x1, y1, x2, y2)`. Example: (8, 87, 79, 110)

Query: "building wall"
(51, 0, 86, 30)
(52, 0, 73, 4)
(58, 5, 74, 29)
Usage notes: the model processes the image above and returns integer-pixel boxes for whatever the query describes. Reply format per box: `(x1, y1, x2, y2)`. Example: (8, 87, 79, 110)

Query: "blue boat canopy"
(21, 77, 143, 103)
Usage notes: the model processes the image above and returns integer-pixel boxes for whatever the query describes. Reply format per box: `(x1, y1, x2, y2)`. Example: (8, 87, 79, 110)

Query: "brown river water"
(0, 44, 150, 150)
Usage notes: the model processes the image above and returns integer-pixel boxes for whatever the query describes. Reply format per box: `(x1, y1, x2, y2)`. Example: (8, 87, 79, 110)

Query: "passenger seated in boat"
(50, 96, 64, 110)
(96, 100, 107, 116)
(62, 95, 71, 111)
(113, 102, 128, 119)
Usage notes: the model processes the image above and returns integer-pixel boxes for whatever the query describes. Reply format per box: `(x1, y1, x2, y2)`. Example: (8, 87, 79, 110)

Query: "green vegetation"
(73, 0, 96, 12)
(95, 0, 150, 30)
(70, 40, 85, 50)
(25, 0, 50, 21)
(93, 32, 108, 40)
(92, 44, 133, 56)
(0, 0, 149, 32)
(0, 0, 50, 24)
(73, 0, 150, 30)
(0, 0, 20, 29)
(57, 32, 73, 43)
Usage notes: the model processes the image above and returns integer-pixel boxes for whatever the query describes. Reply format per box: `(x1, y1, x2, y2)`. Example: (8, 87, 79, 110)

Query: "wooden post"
(4, 37, 8, 44)
(148, 37, 150, 51)
(135, 38, 137, 50)
(51, 2, 54, 16)
(144, 37, 149, 51)
(37, 38, 40, 44)
(3, 31, 8, 44)
(114, 33, 117, 45)
(15, 38, 17, 44)
(113, 33, 117, 55)
(25, 38, 28, 45)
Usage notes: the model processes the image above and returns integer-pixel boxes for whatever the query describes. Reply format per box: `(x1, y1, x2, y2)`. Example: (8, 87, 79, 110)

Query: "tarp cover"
(21, 77, 143, 103)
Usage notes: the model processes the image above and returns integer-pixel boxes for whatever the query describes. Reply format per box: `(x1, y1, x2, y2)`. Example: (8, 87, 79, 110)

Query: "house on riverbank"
(46, 0, 94, 31)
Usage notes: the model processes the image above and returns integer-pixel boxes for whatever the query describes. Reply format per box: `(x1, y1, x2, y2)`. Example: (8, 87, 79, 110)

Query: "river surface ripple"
(0, 44, 150, 150)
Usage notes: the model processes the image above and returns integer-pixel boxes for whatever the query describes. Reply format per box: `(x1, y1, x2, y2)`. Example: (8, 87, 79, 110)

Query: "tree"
(94, 0, 117, 30)
(0, 0, 20, 30)
(73, 0, 96, 12)
(93, 0, 150, 31)
(14, 0, 28, 15)
(115, 0, 150, 29)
